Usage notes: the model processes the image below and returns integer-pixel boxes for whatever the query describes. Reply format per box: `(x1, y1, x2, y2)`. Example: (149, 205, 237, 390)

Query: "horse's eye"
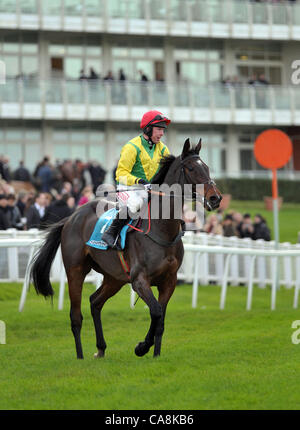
(187, 166, 193, 171)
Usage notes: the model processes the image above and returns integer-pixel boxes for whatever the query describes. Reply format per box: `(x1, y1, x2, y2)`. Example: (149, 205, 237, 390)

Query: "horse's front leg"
(152, 274, 177, 357)
(132, 272, 162, 357)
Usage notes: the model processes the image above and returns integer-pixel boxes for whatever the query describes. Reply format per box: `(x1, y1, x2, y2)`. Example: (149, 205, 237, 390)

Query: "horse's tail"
(30, 218, 67, 297)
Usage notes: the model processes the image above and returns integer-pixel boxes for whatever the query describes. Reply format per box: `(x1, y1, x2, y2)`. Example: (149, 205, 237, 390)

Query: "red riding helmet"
(140, 110, 171, 131)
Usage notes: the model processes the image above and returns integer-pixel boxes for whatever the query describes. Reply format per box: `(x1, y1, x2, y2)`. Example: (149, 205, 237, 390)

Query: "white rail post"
(271, 256, 279, 310)
(246, 255, 257, 311)
(192, 251, 201, 308)
(256, 239, 266, 288)
(58, 247, 65, 310)
(229, 236, 238, 286)
(283, 242, 293, 289)
(293, 244, 300, 309)
(130, 285, 136, 309)
(19, 245, 36, 312)
(220, 253, 232, 310)
(7, 229, 18, 282)
(215, 235, 224, 285)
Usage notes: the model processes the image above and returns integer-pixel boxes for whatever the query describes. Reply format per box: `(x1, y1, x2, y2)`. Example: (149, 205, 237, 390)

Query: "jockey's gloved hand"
(144, 183, 152, 192)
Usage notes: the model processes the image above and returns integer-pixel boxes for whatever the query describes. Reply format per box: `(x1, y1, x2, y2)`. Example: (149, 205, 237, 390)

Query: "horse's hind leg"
(67, 265, 91, 359)
(90, 276, 124, 358)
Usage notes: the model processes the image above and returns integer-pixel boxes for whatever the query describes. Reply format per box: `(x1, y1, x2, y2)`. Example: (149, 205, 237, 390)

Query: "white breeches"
(117, 185, 148, 214)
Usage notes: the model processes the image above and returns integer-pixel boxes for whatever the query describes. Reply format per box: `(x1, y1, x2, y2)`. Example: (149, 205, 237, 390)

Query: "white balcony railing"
(1, 78, 300, 126)
(0, 0, 300, 39)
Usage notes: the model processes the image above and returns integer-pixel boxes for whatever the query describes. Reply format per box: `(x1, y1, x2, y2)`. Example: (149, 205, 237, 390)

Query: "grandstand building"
(0, 0, 300, 181)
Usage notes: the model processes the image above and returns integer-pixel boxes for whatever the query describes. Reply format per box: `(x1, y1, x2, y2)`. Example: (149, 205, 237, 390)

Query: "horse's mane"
(151, 148, 198, 185)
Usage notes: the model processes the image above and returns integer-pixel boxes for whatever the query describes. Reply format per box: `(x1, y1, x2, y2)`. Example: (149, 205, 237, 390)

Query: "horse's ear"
(181, 138, 190, 158)
(195, 138, 202, 154)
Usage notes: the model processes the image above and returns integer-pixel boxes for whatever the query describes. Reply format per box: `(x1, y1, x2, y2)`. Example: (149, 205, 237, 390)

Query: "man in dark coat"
(0, 194, 11, 230)
(252, 214, 271, 241)
(25, 192, 47, 230)
(41, 193, 74, 229)
(13, 161, 31, 182)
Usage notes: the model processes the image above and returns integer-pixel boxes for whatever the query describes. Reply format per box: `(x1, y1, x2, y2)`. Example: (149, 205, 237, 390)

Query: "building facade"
(0, 0, 300, 182)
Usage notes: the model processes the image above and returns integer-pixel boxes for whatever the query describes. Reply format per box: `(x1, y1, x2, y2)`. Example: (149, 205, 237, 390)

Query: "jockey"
(102, 110, 171, 249)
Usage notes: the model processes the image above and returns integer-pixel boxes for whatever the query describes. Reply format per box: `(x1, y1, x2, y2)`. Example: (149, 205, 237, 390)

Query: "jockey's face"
(151, 126, 165, 143)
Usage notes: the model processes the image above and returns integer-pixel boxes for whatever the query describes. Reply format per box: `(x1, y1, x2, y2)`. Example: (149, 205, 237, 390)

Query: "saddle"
(86, 208, 141, 251)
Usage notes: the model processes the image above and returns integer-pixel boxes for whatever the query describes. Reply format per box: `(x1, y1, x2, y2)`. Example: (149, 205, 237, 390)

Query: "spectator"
(0, 156, 11, 182)
(248, 73, 258, 85)
(16, 190, 29, 217)
(252, 214, 271, 241)
(119, 68, 126, 81)
(79, 69, 87, 80)
(41, 193, 74, 228)
(66, 195, 76, 211)
(77, 185, 94, 207)
(25, 192, 48, 230)
(239, 213, 254, 239)
(37, 157, 53, 192)
(183, 209, 202, 233)
(203, 213, 223, 235)
(88, 161, 107, 193)
(0, 194, 10, 230)
(139, 70, 148, 82)
(89, 67, 99, 80)
(104, 70, 114, 81)
(222, 214, 237, 237)
(6, 194, 24, 230)
(14, 161, 31, 182)
(257, 73, 269, 85)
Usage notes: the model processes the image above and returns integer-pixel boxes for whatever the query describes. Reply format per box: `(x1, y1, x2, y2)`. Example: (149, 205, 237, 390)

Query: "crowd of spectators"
(183, 207, 271, 241)
(77, 68, 159, 84)
(0, 155, 107, 231)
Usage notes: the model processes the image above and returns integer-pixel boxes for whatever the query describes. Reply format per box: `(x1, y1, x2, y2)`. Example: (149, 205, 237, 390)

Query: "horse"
(30, 138, 222, 359)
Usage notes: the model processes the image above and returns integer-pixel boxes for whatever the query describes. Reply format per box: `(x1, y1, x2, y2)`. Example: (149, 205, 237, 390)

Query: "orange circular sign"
(254, 129, 293, 169)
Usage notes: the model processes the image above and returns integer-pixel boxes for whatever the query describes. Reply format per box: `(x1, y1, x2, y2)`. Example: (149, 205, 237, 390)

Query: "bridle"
(179, 154, 217, 209)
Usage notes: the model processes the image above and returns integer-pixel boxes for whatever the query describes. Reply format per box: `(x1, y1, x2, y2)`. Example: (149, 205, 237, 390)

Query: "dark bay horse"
(30, 138, 222, 359)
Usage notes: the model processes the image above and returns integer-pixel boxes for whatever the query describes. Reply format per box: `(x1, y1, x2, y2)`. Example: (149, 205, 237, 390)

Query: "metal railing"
(1, 79, 300, 124)
(1, 0, 300, 34)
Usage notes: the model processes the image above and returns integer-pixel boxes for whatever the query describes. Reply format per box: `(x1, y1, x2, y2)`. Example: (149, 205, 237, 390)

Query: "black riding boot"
(102, 206, 130, 249)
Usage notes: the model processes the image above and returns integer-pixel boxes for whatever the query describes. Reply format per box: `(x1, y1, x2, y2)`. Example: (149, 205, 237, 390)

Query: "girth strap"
(145, 220, 186, 248)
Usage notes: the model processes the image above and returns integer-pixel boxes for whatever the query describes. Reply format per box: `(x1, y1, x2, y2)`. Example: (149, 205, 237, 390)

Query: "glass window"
(25, 129, 41, 141)
(21, 56, 38, 76)
(22, 43, 38, 54)
(208, 63, 222, 83)
(65, 57, 82, 79)
(67, 45, 84, 56)
(86, 46, 102, 56)
(0, 0, 17, 13)
(240, 149, 253, 171)
(85, 0, 102, 16)
(24, 142, 41, 171)
(49, 44, 66, 56)
(88, 144, 106, 162)
(64, 0, 82, 16)
(6, 129, 23, 141)
(89, 131, 104, 143)
(6, 143, 23, 169)
(42, 0, 61, 15)
(2, 55, 19, 78)
(71, 144, 87, 160)
(108, 0, 127, 18)
(53, 129, 68, 141)
(54, 144, 70, 160)
(71, 130, 88, 142)
(19, 0, 37, 14)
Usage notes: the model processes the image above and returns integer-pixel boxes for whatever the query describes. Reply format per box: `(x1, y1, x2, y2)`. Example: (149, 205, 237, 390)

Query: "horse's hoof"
(94, 350, 105, 358)
(135, 342, 150, 357)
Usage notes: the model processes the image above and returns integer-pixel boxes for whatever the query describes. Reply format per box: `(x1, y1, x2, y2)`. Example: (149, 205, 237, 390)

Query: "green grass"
(1, 281, 300, 410)
(225, 200, 300, 244)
